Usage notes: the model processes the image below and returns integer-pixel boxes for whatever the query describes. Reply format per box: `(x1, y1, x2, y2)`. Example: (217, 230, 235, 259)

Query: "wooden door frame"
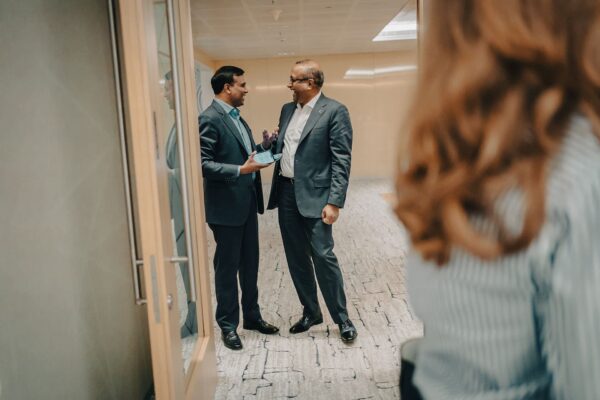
(115, 0, 216, 398)
(170, 0, 218, 396)
(417, 0, 427, 59)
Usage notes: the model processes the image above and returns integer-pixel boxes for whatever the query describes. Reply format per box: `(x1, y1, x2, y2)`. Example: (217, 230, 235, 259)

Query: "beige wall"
(197, 51, 418, 181)
(194, 47, 217, 70)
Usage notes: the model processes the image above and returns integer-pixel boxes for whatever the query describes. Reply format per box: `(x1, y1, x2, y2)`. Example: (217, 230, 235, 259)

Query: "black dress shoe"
(339, 319, 357, 342)
(289, 314, 324, 334)
(243, 318, 280, 334)
(221, 331, 243, 350)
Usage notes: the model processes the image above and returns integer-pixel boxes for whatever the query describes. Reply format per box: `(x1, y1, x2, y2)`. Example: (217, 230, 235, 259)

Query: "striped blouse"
(406, 115, 600, 399)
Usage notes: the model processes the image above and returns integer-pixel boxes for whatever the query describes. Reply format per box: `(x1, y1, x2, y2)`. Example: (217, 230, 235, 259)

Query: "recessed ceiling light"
(343, 65, 417, 79)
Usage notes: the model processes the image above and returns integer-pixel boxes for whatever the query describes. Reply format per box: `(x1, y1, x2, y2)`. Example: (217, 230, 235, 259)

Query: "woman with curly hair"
(396, 1, 600, 398)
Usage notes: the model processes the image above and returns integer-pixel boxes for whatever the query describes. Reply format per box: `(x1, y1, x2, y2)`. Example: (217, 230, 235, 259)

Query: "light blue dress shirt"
(215, 98, 253, 178)
(406, 115, 600, 399)
(214, 98, 251, 152)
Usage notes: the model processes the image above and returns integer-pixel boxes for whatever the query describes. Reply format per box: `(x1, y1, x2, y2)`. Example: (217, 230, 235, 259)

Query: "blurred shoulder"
(547, 115, 600, 212)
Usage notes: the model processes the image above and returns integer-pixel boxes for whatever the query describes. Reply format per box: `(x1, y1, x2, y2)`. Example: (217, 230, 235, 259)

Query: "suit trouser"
(175, 232, 198, 338)
(208, 194, 261, 332)
(277, 178, 349, 324)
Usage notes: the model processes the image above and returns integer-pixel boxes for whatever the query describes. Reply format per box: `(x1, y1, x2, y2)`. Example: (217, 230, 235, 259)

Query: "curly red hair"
(396, 0, 600, 265)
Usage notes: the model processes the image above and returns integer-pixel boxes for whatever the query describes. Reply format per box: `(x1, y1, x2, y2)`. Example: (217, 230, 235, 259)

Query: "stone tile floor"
(207, 179, 423, 399)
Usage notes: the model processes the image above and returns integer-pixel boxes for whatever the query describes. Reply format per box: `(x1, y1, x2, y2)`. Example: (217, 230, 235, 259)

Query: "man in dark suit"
(267, 60, 357, 342)
(199, 66, 279, 350)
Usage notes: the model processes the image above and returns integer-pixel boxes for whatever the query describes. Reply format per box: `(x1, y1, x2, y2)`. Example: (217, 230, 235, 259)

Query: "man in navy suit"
(267, 60, 357, 342)
(199, 66, 279, 350)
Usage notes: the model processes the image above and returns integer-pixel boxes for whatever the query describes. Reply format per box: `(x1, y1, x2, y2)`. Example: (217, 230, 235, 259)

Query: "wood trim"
(117, 0, 217, 397)
(116, 0, 185, 398)
(171, 0, 218, 397)
(417, 0, 426, 62)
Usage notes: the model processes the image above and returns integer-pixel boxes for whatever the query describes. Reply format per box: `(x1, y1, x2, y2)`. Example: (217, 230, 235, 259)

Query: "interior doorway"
(188, 0, 423, 398)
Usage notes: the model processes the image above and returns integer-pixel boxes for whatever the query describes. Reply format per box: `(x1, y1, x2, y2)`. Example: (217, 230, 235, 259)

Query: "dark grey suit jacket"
(267, 94, 353, 218)
(199, 100, 265, 226)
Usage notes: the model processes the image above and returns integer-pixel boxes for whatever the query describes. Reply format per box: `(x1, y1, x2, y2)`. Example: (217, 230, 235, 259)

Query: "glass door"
(112, 0, 217, 398)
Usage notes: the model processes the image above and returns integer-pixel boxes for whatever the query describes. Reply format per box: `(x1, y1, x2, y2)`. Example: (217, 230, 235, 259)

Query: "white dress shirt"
(280, 91, 322, 178)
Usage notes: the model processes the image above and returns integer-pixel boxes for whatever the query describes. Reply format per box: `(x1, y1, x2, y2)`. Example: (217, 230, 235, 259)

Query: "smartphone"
(254, 150, 282, 164)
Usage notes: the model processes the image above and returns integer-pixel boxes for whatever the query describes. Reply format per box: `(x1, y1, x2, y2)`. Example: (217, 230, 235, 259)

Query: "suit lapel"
(299, 95, 328, 144)
(212, 100, 249, 154)
(240, 117, 255, 151)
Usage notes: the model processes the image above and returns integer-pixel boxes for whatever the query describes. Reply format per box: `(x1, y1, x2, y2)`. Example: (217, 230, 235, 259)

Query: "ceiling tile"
(190, 0, 416, 60)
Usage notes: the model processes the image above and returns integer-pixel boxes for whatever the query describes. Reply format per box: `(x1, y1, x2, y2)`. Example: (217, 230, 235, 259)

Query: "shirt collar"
(215, 98, 235, 115)
(297, 91, 322, 110)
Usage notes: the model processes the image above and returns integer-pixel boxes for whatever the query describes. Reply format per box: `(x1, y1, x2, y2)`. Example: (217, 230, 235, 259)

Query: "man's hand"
(261, 128, 279, 149)
(240, 151, 269, 174)
(321, 204, 340, 225)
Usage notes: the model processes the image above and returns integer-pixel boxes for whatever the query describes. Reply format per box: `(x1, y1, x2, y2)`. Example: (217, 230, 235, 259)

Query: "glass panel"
(151, 0, 198, 374)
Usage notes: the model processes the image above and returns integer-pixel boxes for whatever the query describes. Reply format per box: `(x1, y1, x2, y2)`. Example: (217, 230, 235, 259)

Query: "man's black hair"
(211, 66, 245, 95)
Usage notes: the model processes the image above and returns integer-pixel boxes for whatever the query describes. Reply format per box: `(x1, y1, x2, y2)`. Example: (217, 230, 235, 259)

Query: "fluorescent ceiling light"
(344, 65, 417, 79)
(373, 10, 417, 42)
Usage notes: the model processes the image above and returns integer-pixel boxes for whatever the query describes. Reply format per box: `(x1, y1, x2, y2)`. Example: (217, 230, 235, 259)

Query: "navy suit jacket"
(199, 100, 265, 226)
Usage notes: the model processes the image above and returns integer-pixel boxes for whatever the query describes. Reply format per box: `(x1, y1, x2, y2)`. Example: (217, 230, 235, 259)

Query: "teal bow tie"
(229, 108, 240, 118)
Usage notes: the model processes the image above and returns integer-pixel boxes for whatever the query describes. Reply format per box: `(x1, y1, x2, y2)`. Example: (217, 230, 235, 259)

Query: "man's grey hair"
(295, 59, 324, 88)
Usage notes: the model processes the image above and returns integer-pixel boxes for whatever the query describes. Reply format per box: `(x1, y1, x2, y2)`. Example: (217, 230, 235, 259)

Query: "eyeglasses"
(289, 77, 311, 84)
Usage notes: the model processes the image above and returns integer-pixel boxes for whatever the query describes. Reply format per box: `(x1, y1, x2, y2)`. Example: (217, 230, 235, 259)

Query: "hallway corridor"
(207, 179, 423, 399)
